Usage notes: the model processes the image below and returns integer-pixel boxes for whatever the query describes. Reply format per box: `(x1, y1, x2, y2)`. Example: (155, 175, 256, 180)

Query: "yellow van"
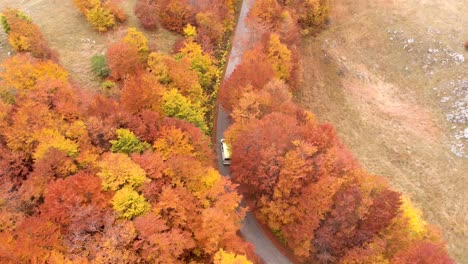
(220, 139, 231, 165)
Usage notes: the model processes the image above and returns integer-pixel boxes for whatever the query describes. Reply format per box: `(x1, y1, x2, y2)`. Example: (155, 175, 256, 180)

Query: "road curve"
(215, 0, 293, 263)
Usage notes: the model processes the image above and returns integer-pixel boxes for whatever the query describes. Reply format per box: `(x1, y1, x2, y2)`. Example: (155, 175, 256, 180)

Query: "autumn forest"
(0, 0, 456, 263)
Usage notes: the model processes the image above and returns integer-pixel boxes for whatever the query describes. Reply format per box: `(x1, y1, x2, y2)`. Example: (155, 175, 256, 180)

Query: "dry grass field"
(298, 0, 467, 261)
(0, 0, 179, 89)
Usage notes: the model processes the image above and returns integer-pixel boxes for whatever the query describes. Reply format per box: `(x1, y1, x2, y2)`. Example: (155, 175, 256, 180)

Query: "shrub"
(73, 0, 125, 32)
(134, 0, 159, 30)
(108, 0, 127, 23)
(0, 14, 10, 33)
(86, 5, 116, 32)
(99, 80, 118, 96)
(91, 54, 110, 78)
(183, 23, 197, 37)
(72, 0, 100, 14)
(158, 0, 195, 33)
(1, 8, 55, 60)
(287, 0, 329, 34)
(123, 28, 150, 61)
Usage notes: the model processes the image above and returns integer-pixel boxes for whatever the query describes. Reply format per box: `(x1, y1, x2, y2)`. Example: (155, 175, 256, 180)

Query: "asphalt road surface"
(215, 0, 293, 263)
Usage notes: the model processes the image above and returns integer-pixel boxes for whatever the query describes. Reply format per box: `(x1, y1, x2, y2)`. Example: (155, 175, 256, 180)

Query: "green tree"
(91, 54, 110, 78)
(162, 89, 208, 133)
(110, 128, 151, 154)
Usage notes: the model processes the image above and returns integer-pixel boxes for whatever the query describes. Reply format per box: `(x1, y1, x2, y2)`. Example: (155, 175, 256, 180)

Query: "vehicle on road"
(220, 139, 231, 165)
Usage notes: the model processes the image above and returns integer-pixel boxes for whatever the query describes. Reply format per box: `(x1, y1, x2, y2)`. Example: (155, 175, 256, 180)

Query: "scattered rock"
(450, 52, 464, 63)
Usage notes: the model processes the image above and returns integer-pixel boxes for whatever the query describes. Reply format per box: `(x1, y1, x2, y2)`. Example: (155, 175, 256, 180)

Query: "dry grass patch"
(297, 0, 467, 261)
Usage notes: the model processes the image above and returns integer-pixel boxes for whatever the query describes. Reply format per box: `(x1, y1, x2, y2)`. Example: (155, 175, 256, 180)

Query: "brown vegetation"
(0, 8, 56, 60)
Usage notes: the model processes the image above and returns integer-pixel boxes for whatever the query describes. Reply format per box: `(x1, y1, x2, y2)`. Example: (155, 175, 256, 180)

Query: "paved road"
(215, 0, 293, 263)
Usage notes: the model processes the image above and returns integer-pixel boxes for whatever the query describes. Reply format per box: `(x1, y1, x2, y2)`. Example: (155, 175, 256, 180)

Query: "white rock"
(441, 97, 450, 103)
(450, 53, 465, 63)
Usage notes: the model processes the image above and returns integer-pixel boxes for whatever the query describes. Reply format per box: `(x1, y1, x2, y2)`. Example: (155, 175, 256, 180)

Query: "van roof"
(221, 140, 231, 159)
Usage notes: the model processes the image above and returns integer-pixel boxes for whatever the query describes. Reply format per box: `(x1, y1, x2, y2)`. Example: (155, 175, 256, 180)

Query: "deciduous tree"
(158, 0, 195, 33)
(214, 249, 253, 264)
(124, 27, 150, 61)
(106, 41, 144, 81)
(110, 128, 152, 154)
(112, 186, 150, 219)
(391, 241, 454, 264)
(178, 41, 218, 93)
(220, 47, 274, 110)
(1, 8, 56, 59)
(230, 112, 304, 198)
(153, 126, 196, 160)
(162, 89, 208, 133)
(135, 0, 159, 30)
(97, 152, 148, 191)
(120, 72, 165, 114)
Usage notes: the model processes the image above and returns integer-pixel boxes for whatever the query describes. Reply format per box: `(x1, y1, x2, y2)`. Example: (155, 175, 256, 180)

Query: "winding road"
(215, 0, 293, 263)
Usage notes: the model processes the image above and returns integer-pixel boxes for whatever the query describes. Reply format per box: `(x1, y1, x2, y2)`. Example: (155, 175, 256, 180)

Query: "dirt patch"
(339, 60, 441, 141)
(298, 0, 467, 261)
(0, 0, 179, 89)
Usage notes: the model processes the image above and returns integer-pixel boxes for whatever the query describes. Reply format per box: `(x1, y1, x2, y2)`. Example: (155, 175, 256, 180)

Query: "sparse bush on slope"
(0, 8, 56, 60)
(72, 0, 126, 32)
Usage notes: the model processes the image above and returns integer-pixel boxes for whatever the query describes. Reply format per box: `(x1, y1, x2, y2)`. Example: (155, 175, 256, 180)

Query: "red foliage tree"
(196, 11, 224, 51)
(162, 118, 215, 163)
(86, 94, 130, 148)
(134, 0, 159, 30)
(0, 145, 32, 188)
(106, 41, 145, 81)
(39, 172, 112, 257)
(219, 46, 275, 111)
(0, 216, 64, 262)
(391, 241, 454, 264)
(131, 151, 167, 202)
(353, 189, 401, 245)
(247, 0, 283, 31)
(134, 211, 196, 262)
(1, 8, 57, 60)
(40, 172, 111, 232)
(230, 112, 305, 199)
(121, 72, 165, 114)
(126, 110, 163, 143)
(312, 184, 363, 263)
(158, 0, 195, 33)
(305, 123, 360, 180)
